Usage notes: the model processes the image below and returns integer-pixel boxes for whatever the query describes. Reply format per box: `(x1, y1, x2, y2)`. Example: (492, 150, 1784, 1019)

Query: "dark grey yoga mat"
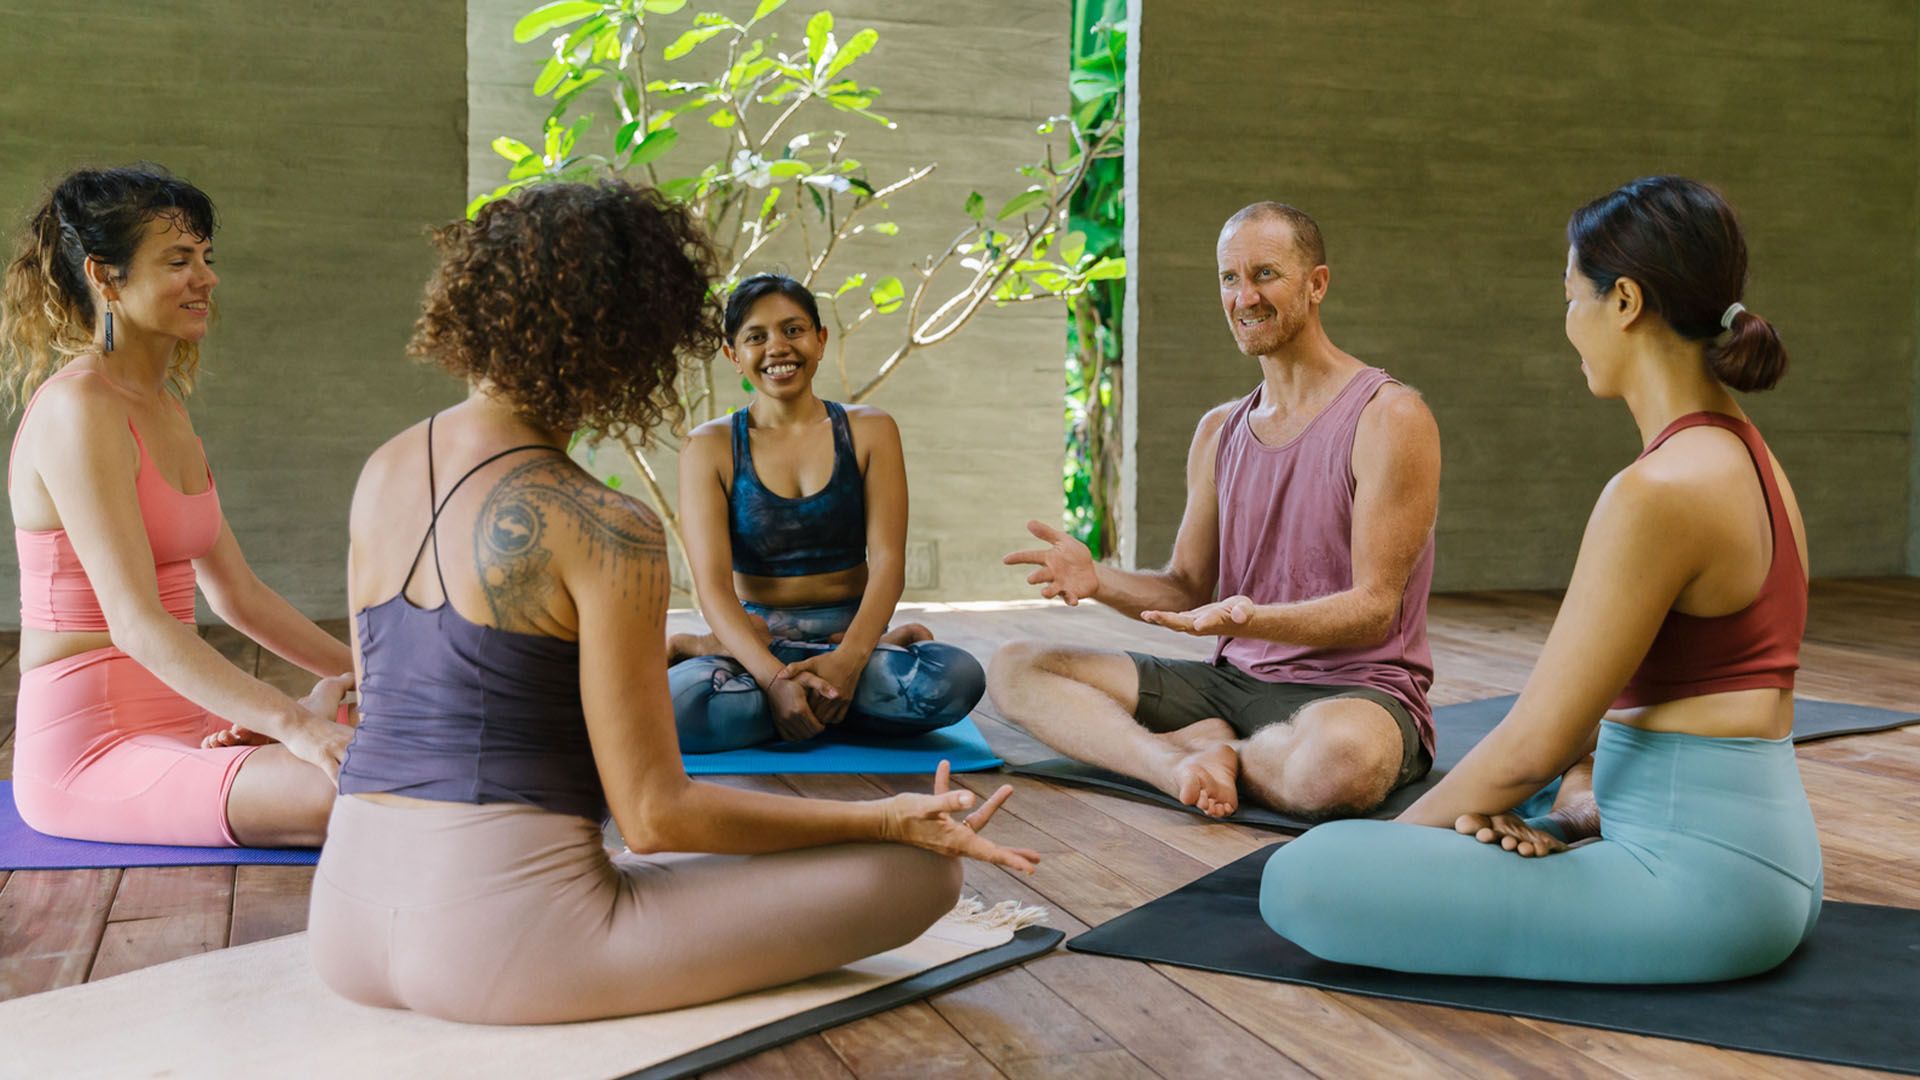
(1067, 847, 1920, 1075)
(1010, 695, 1920, 832)
(623, 925, 1064, 1080)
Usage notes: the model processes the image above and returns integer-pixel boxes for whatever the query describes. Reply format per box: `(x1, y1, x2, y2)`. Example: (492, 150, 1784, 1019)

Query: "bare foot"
(1152, 718, 1239, 817)
(1553, 754, 1594, 809)
(880, 622, 934, 646)
(1548, 754, 1600, 842)
(1156, 717, 1234, 752)
(667, 631, 725, 664)
(668, 614, 773, 663)
(1174, 743, 1240, 817)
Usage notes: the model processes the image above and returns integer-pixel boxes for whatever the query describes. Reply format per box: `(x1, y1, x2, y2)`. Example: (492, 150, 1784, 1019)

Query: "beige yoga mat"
(0, 905, 1038, 1080)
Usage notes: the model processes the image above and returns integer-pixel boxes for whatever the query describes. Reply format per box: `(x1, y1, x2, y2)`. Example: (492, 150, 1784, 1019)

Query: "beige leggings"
(308, 795, 963, 1024)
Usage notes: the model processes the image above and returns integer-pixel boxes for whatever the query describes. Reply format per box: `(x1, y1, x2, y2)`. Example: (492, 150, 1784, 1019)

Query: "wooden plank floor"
(1, 579, 1916, 1078)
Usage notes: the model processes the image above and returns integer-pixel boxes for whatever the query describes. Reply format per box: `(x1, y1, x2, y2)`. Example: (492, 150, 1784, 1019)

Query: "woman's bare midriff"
(20, 628, 119, 674)
(1608, 685, 1794, 741)
(733, 563, 868, 608)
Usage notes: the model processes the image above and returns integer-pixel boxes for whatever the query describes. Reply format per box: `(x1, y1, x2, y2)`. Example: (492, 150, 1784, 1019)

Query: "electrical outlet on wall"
(905, 540, 939, 590)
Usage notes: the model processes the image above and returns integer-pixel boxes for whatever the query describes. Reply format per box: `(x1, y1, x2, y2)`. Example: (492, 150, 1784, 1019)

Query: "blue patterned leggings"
(669, 601, 986, 752)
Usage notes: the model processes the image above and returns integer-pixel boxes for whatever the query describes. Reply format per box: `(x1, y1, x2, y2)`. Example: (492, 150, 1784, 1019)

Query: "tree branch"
(619, 437, 699, 610)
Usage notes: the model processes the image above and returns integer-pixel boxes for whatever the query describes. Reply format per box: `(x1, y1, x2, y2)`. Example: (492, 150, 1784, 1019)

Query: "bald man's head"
(1221, 202, 1326, 269)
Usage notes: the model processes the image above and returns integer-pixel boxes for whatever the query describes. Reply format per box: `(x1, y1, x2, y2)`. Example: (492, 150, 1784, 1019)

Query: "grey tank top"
(336, 417, 606, 821)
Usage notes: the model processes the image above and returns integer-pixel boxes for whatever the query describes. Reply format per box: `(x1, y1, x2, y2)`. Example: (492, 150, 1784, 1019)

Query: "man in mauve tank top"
(992, 203, 1442, 820)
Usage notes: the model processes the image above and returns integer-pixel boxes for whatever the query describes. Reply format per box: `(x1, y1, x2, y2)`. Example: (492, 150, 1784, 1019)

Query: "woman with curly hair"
(666, 273, 987, 751)
(1, 165, 352, 848)
(309, 181, 1037, 1024)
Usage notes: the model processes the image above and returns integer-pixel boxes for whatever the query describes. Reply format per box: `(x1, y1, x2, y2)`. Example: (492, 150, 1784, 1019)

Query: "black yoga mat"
(1068, 847, 1920, 1075)
(625, 925, 1065, 1080)
(1010, 695, 1920, 832)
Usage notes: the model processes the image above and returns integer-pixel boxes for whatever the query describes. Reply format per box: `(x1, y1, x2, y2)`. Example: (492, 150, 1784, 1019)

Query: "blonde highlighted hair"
(0, 164, 216, 413)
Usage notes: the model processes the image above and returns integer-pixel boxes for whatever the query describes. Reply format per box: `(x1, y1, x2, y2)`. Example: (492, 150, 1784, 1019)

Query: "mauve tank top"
(337, 418, 606, 821)
(1211, 367, 1436, 754)
(1612, 412, 1805, 709)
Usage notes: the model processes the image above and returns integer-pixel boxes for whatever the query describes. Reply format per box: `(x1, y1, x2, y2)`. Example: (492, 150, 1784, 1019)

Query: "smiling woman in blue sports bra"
(669, 273, 985, 749)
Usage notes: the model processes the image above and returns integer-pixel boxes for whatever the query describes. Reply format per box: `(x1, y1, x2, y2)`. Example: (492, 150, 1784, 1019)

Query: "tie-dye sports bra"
(728, 400, 867, 577)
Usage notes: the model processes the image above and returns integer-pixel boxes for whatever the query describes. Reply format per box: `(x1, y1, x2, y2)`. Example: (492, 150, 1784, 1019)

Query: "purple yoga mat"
(0, 781, 318, 869)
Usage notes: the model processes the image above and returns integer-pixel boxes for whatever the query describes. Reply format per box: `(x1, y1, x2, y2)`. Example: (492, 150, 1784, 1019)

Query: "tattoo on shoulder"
(473, 457, 667, 632)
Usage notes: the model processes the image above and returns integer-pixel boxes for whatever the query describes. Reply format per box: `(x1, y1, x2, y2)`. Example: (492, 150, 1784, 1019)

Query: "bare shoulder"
(841, 403, 901, 454)
(841, 402, 895, 427)
(1196, 399, 1239, 439)
(350, 418, 433, 518)
(1353, 380, 1439, 486)
(1614, 423, 1752, 518)
(1595, 450, 1705, 533)
(23, 374, 140, 481)
(1193, 399, 1239, 452)
(471, 454, 665, 631)
(681, 415, 733, 461)
(1641, 423, 1753, 478)
(355, 418, 427, 485)
(1184, 400, 1241, 480)
(478, 454, 663, 550)
(30, 371, 130, 436)
(686, 414, 733, 441)
(1358, 381, 1438, 439)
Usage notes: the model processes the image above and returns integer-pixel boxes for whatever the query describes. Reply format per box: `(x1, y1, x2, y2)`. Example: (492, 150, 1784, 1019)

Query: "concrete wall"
(469, 0, 1066, 601)
(0, 2, 468, 625)
(1913, 12, 1920, 575)
(1129, 2, 1920, 589)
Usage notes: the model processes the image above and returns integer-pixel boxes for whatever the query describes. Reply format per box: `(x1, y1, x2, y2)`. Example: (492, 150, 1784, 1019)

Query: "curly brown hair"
(408, 180, 723, 438)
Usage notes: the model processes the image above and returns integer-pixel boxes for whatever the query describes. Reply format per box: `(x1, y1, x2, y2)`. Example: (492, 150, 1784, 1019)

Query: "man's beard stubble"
(1234, 295, 1309, 358)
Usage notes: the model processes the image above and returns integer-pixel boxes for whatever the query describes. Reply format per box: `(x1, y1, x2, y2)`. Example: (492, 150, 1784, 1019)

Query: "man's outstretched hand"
(1142, 595, 1255, 636)
(1003, 519, 1100, 606)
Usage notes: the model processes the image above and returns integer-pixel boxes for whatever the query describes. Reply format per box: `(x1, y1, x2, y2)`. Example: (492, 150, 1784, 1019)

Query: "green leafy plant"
(1064, 0, 1125, 559)
(481, 0, 1125, 601)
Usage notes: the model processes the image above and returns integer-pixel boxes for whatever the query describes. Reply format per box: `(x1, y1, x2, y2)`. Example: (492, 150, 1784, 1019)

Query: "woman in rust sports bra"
(2, 165, 351, 847)
(1261, 175, 1820, 983)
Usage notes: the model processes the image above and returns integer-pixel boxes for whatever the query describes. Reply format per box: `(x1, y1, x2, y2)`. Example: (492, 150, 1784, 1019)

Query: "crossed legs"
(671, 618, 983, 751)
(224, 745, 338, 847)
(12, 647, 338, 848)
(987, 641, 1404, 818)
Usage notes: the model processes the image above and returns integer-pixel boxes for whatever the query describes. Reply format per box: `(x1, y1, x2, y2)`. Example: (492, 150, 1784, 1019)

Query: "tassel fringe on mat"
(949, 895, 1050, 931)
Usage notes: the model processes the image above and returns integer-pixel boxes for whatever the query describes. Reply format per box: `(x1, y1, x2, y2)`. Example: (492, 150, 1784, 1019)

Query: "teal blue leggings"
(1261, 721, 1823, 983)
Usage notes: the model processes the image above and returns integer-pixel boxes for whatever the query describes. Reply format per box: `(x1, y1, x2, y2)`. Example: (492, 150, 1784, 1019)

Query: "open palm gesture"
(1003, 519, 1100, 605)
(885, 761, 1042, 875)
(1142, 595, 1256, 636)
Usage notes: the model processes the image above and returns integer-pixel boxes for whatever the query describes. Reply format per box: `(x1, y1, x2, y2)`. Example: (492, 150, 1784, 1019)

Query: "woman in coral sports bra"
(0, 166, 352, 847)
(1260, 176, 1821, 983)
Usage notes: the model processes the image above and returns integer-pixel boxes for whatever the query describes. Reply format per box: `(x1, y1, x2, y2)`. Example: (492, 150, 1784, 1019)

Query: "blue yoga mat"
(0, 781, 319, 870)
(681, 716, 1004, 775)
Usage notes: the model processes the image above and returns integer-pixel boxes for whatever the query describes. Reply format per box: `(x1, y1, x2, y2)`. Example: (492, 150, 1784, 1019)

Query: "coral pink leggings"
(11, 646, 256, 846)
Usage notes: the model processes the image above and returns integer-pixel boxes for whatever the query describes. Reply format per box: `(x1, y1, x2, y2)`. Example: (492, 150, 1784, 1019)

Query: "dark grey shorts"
(1128, 652, 1432, 790)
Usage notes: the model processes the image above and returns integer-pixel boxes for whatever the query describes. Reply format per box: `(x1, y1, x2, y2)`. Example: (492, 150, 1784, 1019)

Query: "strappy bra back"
(10, 368, 221, 631)
(337, 416, 606, 821)
(1613, 411, 1807, 710)
(728, 399, 867, 577)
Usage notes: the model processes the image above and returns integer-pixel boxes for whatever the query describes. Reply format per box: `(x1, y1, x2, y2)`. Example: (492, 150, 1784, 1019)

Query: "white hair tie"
(1720, 302, 1746, 331)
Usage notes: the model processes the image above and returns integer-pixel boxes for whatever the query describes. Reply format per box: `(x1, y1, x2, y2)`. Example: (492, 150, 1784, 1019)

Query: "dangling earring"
(103, 304, 115, 353)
